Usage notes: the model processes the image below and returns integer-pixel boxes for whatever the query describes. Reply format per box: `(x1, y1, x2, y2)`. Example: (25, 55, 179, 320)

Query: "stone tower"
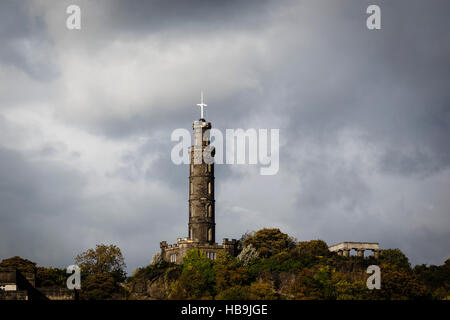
(159, 93, 237, 264)
(189, 119, 215, 243)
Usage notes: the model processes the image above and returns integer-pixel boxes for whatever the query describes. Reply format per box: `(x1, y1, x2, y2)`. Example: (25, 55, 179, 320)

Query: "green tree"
(243, 228, 296, 258)
(36, 267, 67, 288)
(371, 263, 428, 300)
(75, 244, 128, 300)
(214, 251, 248, 294)
(249, 281, 278, 300)
(288, 268, 324, 299)
(0, 256, 37, 273)
(414, 259, 450, 299)
(296, 240, 329, 258)
(378, 249, 411, 270)
(80, 273, 128, 300)
(332, 273, 369, 300)
(215, 286, 250, 300)
(75, 244, 127, 281)
(170, 249, 216, 299)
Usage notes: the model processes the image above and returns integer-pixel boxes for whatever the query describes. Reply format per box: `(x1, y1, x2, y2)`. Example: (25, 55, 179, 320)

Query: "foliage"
(215, 285, 250, 300)
(36, 267, 67, 288)
(169, 249, 216, 299)
(75, 244, 127, 282)
(378, 249, 411, 270)
(0, 256, 37, 273)
(333, 276, 369, 300)
(150, 232, 450, 300)
(214, 251, 248, 294)
(288, 268, 324, 299)
(80, 273, 129, 300)
(249, 281, 278, 300)
(74, 244, 130, 300)
(129, 259, 174, 282)
(5, 230, 450, 300)
(296, 240, 329, 259)
(413, 259, 450, 299)
(243, 228, 296, 258)
(370, 263, 429, 300)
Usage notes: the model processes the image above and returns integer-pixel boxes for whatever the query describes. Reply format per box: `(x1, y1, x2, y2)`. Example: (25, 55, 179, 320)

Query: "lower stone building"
(0, 268, 76, 300)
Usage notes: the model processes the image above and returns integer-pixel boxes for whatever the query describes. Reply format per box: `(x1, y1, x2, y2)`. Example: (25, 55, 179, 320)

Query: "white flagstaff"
(196, 91, 207, 119)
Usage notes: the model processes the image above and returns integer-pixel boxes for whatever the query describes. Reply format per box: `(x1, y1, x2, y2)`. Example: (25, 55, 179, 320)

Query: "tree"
(414, 259, 450, 299)
(378, 249, 411, 270)
(243, 228, 296, 258)
(333, 274, 369, 300)
(36, 267, 67, 288)
(75, 244, 127, 281)
(171, 249, 216, 299)
(80, 273, 128, 300)
(371, 263, 428, 300)
(296, 240, 329, 258)
(249, 281, 277, 300)
(215, 286, 250, 300)
(74, 244, 128, 300)
(214, 251, 248, 294)
(288, 268, 324, 299)
(0, 256, 37, 273)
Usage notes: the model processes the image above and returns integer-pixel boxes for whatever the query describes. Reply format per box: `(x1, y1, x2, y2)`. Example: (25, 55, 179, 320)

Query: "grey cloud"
(0, 0, 449, 273)
(0, 1, 57, 81)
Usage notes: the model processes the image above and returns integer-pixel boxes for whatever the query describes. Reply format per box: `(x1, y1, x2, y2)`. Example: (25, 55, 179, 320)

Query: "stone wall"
(160, 238, 237, 264)
(39, 288, 76, 300)
(0, 290, 28, 300)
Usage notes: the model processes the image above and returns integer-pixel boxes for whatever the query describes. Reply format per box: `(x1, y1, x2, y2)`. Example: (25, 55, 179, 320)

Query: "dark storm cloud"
(108, 0, 272, 36)
(0, 146, 85, 264)
(0, 1, 57, 81)
(0, 143, 187, 271)
(272, 0, 450, 177)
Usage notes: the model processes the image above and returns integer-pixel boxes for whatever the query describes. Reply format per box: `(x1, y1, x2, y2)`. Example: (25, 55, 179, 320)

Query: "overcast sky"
(0, 0, 449, 274)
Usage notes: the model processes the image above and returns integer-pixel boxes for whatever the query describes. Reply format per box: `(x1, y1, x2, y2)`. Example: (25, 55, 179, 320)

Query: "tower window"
(208, 205, 212, 217)
(170, 254, 177, 263)
(208, 182, 211, 194)
(208, 228, 213, 242)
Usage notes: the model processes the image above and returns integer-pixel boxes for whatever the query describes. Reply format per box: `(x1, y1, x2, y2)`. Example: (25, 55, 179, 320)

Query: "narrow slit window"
(208, 205, 212, 217)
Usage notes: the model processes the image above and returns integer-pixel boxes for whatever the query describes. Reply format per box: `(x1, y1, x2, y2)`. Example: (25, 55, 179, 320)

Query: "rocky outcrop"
(126, 267, 180, 300)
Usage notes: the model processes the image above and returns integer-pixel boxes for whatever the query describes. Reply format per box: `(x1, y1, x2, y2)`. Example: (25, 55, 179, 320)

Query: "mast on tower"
(196, 91, 207, 120)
